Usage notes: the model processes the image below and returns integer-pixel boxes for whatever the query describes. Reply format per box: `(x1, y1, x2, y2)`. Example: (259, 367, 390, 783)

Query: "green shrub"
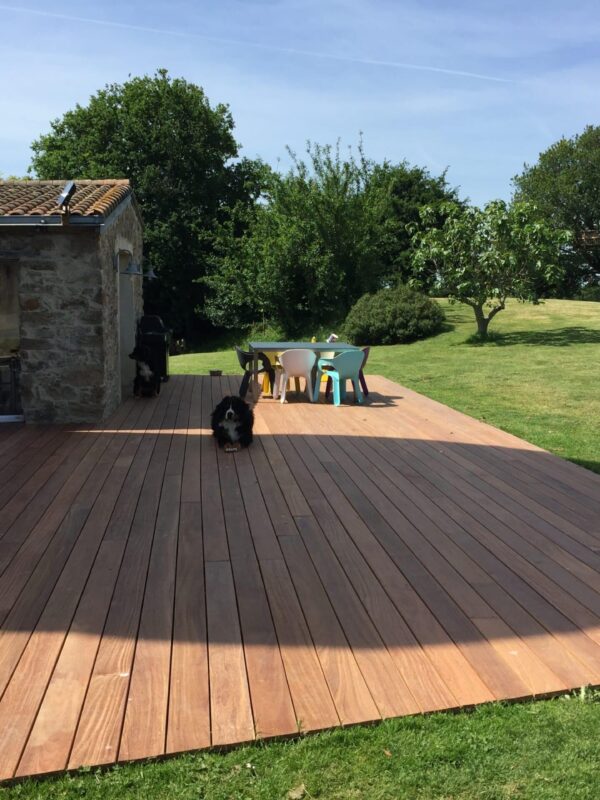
(246, 320, 287, 343)
(342, 285, 445, 345)
(577, 285, 600, 302)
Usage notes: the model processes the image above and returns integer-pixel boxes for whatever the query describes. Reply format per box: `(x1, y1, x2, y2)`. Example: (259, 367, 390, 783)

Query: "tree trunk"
(473, 305, 489, 339)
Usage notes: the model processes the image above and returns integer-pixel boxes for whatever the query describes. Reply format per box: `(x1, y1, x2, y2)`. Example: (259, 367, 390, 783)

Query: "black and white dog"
(129, 344, 161, 397)
(211, 395, 254, 449)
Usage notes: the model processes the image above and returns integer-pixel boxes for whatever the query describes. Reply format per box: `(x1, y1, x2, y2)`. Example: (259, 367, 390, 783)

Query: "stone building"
(0, 180, 144, 423)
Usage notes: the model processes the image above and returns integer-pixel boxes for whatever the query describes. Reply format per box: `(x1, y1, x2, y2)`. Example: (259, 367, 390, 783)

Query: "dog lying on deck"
(211, 395, 254, 449)
(129, 344, 161, 397)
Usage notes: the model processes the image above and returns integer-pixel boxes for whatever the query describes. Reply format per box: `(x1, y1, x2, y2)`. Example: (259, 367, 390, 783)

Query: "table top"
(248, 341, 359, 352)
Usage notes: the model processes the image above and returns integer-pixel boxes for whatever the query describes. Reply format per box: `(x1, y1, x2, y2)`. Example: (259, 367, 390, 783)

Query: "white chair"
(277, 349, 317, 403)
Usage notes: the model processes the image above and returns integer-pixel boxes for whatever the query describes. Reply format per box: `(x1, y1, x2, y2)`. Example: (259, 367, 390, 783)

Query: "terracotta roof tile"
(0, 179, 132, 218)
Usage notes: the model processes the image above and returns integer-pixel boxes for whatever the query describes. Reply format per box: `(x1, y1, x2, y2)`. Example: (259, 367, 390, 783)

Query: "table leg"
(252, 349, 259, 402)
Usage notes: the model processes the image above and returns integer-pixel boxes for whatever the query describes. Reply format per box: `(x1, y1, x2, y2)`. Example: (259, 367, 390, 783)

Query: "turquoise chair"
(313, 350, 365, 406)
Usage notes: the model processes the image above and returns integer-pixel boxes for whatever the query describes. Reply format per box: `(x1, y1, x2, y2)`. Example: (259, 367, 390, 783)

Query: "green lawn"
(172, 299, 600, 473)
(3, 299, 599, 799)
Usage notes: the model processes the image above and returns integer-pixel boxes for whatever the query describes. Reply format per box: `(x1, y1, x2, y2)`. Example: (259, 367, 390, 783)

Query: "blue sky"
(1, 0, 599, 205)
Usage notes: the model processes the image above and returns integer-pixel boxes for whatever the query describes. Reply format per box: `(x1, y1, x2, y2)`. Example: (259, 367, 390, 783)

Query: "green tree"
(205, 141, 386, 335)
(411, 200, 569, 338)
(29, 69, 264, 337)
(205, 141, 456, 335)
(367, 161, 460, 288)
(513, 125, 600, 296)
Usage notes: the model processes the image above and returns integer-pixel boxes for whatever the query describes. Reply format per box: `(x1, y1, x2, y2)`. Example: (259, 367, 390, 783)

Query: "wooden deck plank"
(0, 425, 89, 542)
(206, 561, 255, 746)
(264, 415, 446, 715)
(0, 425, 66, 496)
(167, 376, 211, 754)
(68, 378, 186, 770)
(281, 432, 490, 709)
(342, 433, 589, 690)
(277, 534, 381, 725)
(240, 401, 341, 731)
(15, 386, 175, 778)
(0, 398, 156, 780)
(363, 408, 600, 630)
(393, 397, 600, 553)
(267, 406, 519, 701)
(259, 406, 496, 709)
(259, 558, 340, 732)
(0, 374, 598, 781)
(119, 376, 193, 762)
(315, 432, 567, 697)
(0, 403, 135, 603)
(0, 400, 140, 692)
(201, 377, 229, 562)
(215, 376, 298, 740)
(166, 500, 210, 754)
(324, 418, 597, 688)
(374, 376, 600, 523)
(363, 433, 600, 679)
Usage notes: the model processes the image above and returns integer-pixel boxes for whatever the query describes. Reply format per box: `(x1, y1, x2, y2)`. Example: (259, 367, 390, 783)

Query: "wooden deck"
(1, 374, 600, 781)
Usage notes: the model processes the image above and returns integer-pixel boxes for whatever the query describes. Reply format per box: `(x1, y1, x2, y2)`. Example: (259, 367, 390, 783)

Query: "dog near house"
(128, 344, 161, 397)
(211, 395, 254, 450)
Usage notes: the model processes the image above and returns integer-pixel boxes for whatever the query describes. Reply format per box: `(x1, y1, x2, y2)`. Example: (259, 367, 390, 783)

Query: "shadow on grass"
(460, 327, 600, 347)
(570, 458, 600, 476)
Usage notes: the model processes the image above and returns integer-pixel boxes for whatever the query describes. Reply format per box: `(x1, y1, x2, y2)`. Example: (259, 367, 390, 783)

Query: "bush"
(577, 285, 600, 302)
(342, 285, 445, 345)
(246, 320, 287, 343)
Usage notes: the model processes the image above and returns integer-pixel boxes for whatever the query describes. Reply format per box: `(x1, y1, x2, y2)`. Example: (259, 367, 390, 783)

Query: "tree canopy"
(29, 69, 264, 337)
(513, 125, 600, 295)
(204, 142, 456, 335)
(411, 200, 570, 338)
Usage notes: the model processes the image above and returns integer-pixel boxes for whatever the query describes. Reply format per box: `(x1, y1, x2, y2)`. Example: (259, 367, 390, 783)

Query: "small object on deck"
(224, 442, 241, 453)
(326, 333, 339, 343)
(209, 369, 222, 377)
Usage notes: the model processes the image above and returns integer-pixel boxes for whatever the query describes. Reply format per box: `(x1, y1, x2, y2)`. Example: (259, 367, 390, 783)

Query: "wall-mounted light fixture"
(114, 249, 157, 279)
(122, 261, 143, 276)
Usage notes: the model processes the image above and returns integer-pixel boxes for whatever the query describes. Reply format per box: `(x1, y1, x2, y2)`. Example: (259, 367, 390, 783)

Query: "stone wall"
(0, 197, 143, 423)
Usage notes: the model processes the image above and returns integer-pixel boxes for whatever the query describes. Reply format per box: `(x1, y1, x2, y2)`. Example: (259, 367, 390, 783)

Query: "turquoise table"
(248, 341, 359, 399)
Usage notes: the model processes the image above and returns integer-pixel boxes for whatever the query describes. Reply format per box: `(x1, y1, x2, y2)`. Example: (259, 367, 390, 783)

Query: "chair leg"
(325, 376, 332, 398)
(294, 377, 301, 394)
(305, 372, 314, 402)
(279, 371, 288, 404)
(239, 370, 251, 398)
(272, 368, 281, 400)
(359, 370, 369, 397)
(268, 367, 276, 395)
(340, 381, 347, 402)
(352, 378, 364, 404)
(313, 370, 322, 402)
(332, 376, 341, 406)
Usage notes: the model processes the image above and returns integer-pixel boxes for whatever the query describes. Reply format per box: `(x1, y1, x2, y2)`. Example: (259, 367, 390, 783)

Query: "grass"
(172, 299, 600, 473)
(3, 299, 599, 798)
(3, 694, 600, 799)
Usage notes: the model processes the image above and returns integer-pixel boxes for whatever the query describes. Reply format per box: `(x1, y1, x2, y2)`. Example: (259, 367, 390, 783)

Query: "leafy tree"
(367, 162, 460, 288)
(205, 141, 386, 335)
(205, 141, 456, 335)
(29, 69, 264, 337)
(411, 200, 570, 338)
(513, 125, 600, 295)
